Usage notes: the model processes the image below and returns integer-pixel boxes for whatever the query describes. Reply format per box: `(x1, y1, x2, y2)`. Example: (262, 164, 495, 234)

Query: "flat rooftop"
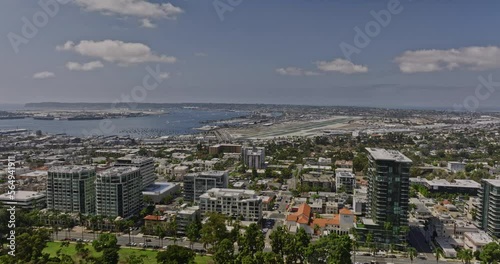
(201, 188, 257, 198)
(336, 171, 355, 178)
(464, 231, 494, 244)
(484, 179, 500, 187)
(116, 155, 152, 164)
(98, 167, 139, 177)
(142, 182, 179, 195)
(427, 179, 481, 188)
(366, 148, 412, 163)
(49, 165, 95, 173)
(186, 171, 226, 177)
(0, 191, 45, 201)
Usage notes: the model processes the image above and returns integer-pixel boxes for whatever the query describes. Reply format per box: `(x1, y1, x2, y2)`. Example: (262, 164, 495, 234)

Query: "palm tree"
(457, 248, 473, 264)
(384, 221, 393, 246)
(89, 215, 98, 240)
(78, 213, 86, 240)
(168, 217, 178, 244)
(352, 238, 359, 264)
(366, 232, 374, 255)
(408, 247, 417, 264)
(125, 220, 134, 245)
(155, 225, 166, 248)
(50, 210, 60, 240)
(434, 247, 443, 264)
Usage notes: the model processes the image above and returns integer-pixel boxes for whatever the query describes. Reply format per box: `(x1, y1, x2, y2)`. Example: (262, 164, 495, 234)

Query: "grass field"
(43, 242, 213, 264)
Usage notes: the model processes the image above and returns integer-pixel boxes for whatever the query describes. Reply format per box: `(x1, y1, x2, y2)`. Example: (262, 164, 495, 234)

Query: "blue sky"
(1, 0, 500, 110)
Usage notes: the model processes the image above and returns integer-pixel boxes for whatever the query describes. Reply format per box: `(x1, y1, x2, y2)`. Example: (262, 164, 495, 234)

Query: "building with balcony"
(114, 155, 155, 189)
(183, 171, 228, 202)
(47, 165, 96, 214)
(301, 173, 335, 192)
(177, 205, 200, 235)
(335, 169, 355, 194)
(357, 148, 412, 245)
(199, 188, 262, 222)
(477, 179, 500, 238)
(241, 146, 265, 169)
(96, 167, 142, 218)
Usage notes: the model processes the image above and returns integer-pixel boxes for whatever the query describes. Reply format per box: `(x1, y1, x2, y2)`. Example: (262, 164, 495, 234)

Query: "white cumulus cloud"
(395, 46, 500, 73)
(315, 59, 368, 74)
(140, 18, 156, 28)
(57, 40, 177, 66)
(75, 0, 184, 20)
(66, 61, 104, 71)
(276, 67, 320, 76)
(33, 71, 55, 79)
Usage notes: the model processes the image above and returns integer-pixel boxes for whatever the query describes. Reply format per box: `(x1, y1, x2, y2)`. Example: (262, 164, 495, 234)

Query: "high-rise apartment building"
(96, 167, 142, 218)
(115, 155, 155, 189)
(359, 148, 412, 244)
(242, 146, 265, 169)
(199, 188, 262, 222)
(47, 165, 96, 214)
(477, 179, 500, 238)
(183, 171, 229, 202)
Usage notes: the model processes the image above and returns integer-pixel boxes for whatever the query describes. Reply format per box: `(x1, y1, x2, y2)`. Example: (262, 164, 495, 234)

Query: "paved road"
(56, 230, 206, 250)
(408, 226, 434, 260)
(353, 255, 443, 264)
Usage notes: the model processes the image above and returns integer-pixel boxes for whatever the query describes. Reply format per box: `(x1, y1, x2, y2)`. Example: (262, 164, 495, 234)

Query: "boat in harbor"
(67, 115, 104, 121)
(33, 115, 55, 120)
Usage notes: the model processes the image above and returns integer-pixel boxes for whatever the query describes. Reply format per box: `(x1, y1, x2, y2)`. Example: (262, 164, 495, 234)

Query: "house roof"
(311, 215, 340, 228)
(143, 215, 166, 221)
(339, 208, 354, 215)
(286, 203, 312, 224)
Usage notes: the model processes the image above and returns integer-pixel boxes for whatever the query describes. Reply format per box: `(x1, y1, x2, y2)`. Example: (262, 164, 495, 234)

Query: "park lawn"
(43, 242, 212, 264)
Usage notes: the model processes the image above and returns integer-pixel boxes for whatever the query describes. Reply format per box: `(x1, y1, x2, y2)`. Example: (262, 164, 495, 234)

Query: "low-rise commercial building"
(209, 144, 242, 155)
(142, 182, 180, 204)
(464, 231, 494, 252)
(0, 191, 46, 210)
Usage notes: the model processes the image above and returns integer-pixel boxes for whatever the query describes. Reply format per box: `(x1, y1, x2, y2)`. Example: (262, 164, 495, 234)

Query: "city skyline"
(1, 1, 500, 110)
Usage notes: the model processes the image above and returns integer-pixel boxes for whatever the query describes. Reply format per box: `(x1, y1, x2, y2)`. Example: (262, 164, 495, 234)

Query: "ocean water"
(0, 108, 245, 137)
